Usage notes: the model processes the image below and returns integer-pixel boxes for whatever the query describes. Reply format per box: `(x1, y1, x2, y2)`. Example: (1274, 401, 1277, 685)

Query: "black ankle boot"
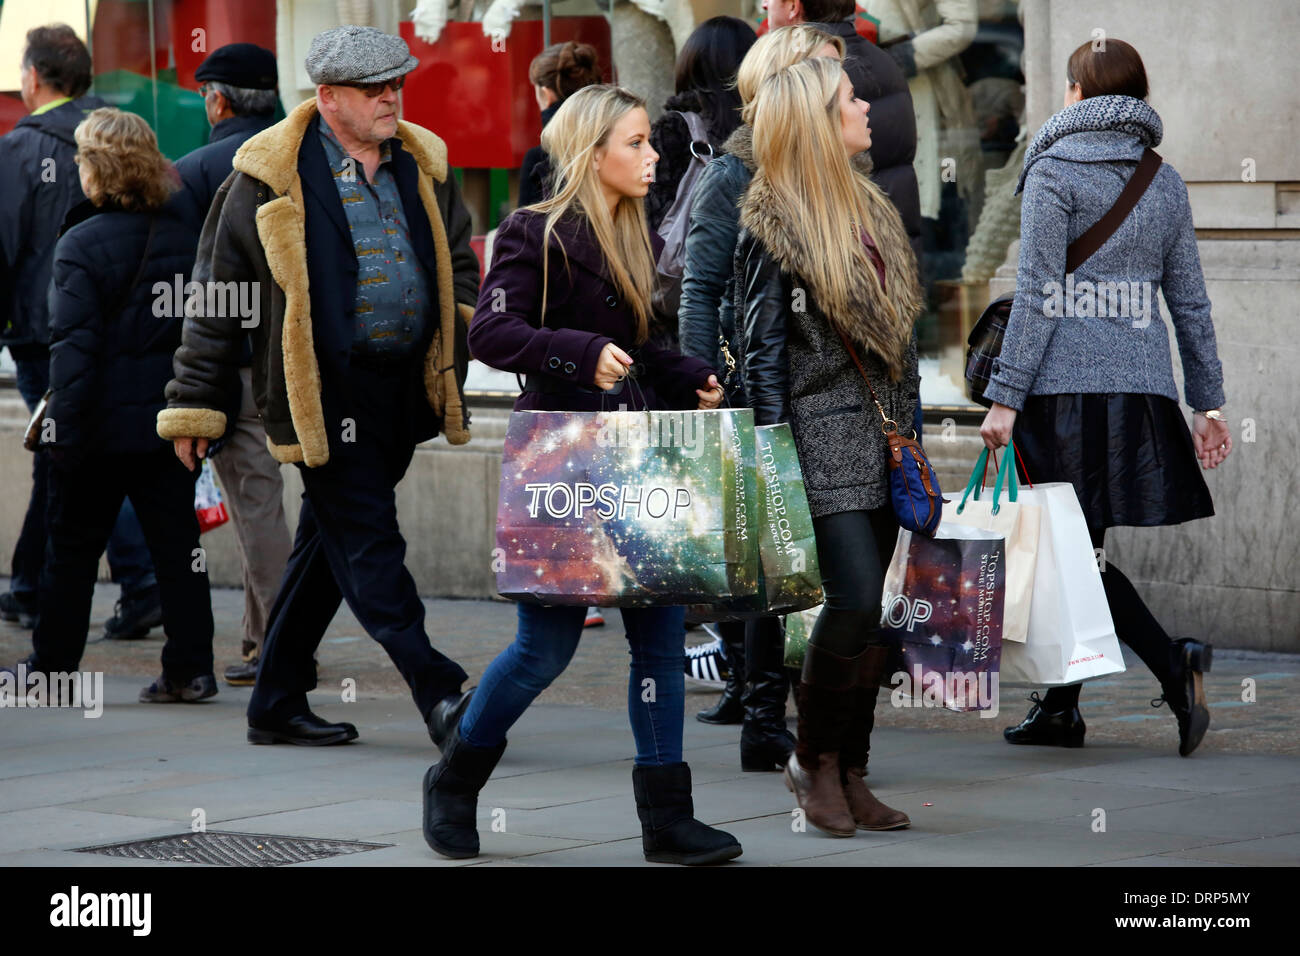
(1153, 638, 1212, 757)
(739, 620, 794, 771)
(696, 624, 745, 724)
(1003, 693, 1086, 747)
(422, 734, 507, 859)
(632, 763, 742, 865)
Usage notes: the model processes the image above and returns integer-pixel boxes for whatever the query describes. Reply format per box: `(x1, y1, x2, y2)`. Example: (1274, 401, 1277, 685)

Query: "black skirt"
(1012, 393, 1214, 531)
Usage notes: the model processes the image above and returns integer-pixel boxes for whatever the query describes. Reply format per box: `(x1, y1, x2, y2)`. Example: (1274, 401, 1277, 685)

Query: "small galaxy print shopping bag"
(494, 407, 761, 606)
(883, 525, 1006, 713)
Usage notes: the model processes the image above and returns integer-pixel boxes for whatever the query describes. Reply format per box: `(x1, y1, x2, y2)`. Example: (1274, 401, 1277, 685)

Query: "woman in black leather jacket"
(676, 24, 847, 769)
(737, 57, 923, 838)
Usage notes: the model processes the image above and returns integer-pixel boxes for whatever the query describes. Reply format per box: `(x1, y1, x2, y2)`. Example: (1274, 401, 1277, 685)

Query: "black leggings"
(1041, 526, 1174, 711)
(807, 507, 899, 658)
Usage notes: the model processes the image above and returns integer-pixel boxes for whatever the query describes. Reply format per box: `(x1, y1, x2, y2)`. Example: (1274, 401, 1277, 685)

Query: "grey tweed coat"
(983, 96, 1225, 413)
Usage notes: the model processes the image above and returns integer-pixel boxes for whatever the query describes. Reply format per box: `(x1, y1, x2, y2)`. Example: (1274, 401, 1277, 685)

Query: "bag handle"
(1065, 148, 1161, 273)
(675, 111, 714, 164)
(957, 447, 991, 513)
(958, 442, 1026, 514)
(990, 444, 1019, 514)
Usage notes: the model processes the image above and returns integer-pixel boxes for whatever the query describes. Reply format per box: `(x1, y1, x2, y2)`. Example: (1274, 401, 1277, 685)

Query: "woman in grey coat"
(980, 39, 1232, 758)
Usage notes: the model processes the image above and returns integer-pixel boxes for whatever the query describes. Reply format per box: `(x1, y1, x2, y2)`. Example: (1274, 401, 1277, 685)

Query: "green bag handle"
(957, 444, 1020, 515)
(990, 444, 1019, 514)
(957, 447, 991, 513)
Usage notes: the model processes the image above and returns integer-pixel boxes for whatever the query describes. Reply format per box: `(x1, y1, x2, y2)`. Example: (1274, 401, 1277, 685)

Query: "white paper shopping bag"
(999, 482, 1125, 686)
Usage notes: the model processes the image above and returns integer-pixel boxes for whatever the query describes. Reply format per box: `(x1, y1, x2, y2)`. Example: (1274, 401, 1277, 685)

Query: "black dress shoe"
(223, 657, 259, 686)
(1003, 693, 1086, 747)
(1153, 639, 1212, 757)
(428, 687, 475, 750)
(248, 711, 359, 746)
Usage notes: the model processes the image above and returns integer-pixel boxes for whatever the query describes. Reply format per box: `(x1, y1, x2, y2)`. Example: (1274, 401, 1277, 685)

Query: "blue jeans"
(8, 349, 156, 600)
(460, 603, 686, 766)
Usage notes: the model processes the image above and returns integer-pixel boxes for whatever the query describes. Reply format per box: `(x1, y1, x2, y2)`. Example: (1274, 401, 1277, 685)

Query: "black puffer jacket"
(810, 19, 923, 265)
(45, 196, 200, 465)
(0, 94, 109, 348)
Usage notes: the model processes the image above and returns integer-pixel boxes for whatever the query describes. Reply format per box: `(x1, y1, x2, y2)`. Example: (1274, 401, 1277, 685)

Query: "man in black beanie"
(174, 43, 291, 687)
(177, 43, 281, 217)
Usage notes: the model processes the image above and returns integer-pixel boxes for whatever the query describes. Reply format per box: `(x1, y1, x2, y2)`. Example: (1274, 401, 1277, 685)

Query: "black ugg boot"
(632, 763, 742, 865)
(422, 734, 507, 859)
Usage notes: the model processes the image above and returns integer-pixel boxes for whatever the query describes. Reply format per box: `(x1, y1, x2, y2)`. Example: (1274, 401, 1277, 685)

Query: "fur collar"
(227, 98, 468, 465)
(722, 122, 875, 178)
(739, 165, 920, 378)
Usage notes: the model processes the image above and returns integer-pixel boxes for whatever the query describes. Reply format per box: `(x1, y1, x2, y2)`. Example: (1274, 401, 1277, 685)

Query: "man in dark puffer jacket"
(8, 108, 216, 703)
(0, 24, 162, 639)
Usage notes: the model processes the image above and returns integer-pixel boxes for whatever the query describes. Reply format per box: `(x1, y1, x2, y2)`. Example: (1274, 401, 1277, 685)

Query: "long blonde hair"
(736, 25, 845, 106)
(528, 84, 656, 344)
(748, 56, 908, 370)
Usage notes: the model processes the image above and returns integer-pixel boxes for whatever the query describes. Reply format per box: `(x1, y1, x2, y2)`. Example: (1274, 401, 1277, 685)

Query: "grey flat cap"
(305, 26, 418, 85)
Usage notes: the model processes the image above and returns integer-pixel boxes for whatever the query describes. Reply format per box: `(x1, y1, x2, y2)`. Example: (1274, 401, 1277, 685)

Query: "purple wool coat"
(467, 208, 716, 412)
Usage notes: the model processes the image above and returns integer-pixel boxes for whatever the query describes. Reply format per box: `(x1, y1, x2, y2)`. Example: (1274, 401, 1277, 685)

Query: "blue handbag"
(833, 326, 943, 537)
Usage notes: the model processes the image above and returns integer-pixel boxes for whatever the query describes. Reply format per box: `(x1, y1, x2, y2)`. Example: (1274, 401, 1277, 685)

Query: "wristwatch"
(1201, 409, 1226, 421)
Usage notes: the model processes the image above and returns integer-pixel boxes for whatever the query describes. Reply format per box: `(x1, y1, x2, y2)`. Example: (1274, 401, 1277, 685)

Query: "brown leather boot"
(841, 644, 910, 831)
(783, 643, 858, 837)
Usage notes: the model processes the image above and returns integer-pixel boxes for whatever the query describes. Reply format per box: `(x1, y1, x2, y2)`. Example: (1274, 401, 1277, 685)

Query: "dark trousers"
(1041, 526, 1174, 711)
(247, 361, 468, 724)
(9, 347, 156, 602)
(31, 447, 213, 679)
(807, 506, 900, 657)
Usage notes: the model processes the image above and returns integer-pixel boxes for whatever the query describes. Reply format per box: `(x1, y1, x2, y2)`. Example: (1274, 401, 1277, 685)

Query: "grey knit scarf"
(1017, 95, 1163, 193)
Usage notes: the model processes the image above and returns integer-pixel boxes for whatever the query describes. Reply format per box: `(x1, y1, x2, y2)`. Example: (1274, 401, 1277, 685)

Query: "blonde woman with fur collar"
(736, 56, 924, 837)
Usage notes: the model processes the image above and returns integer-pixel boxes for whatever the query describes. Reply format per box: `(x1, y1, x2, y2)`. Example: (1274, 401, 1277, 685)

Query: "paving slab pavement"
(1, 581, 1296, 868)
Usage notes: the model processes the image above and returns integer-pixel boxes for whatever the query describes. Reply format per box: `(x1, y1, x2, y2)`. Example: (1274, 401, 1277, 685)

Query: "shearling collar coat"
(157, 98, 480, 466)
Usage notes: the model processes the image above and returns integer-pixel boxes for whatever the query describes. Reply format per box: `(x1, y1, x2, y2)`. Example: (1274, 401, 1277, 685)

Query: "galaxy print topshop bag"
(494, 407, 762, 606)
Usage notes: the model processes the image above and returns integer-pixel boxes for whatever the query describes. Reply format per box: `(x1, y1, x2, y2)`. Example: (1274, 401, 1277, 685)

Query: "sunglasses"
(340, 76, 405, 98)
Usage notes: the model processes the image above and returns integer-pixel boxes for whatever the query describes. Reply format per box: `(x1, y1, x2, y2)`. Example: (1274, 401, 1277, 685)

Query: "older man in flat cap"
(159, 26, 479, 747)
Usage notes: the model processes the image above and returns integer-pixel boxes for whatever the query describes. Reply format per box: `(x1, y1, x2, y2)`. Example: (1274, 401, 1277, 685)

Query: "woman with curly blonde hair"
(8, 108, 216, 704)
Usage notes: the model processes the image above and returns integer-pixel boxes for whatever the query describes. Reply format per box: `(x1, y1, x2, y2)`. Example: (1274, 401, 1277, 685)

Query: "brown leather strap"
(832, 324, 894, 429)
(1065, 148, 1161, 273)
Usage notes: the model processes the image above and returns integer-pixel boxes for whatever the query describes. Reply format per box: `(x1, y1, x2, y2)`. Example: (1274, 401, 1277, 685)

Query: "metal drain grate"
(74, 831, 391, 867)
